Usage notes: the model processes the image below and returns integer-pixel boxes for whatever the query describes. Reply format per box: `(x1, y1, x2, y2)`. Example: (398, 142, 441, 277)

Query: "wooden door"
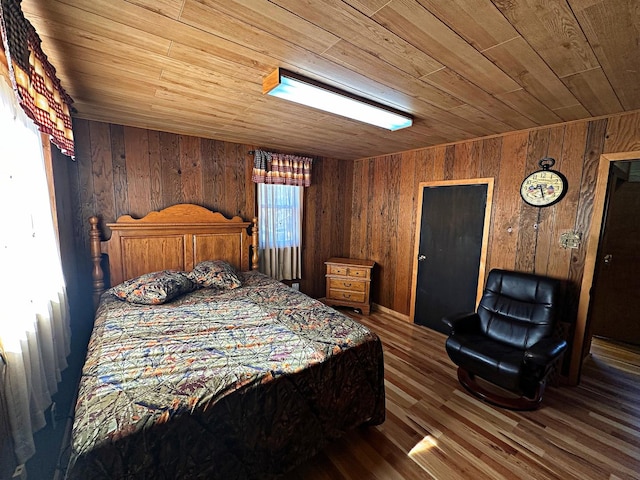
(410, 179, 493, 333)
(588, 160, 640, 345)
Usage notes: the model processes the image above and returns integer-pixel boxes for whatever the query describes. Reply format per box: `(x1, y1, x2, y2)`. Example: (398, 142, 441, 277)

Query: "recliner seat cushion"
(446, 333, 523, 392)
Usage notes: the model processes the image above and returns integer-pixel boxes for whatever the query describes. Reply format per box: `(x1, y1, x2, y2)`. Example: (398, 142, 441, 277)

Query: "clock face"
(520, 170, 567, 207)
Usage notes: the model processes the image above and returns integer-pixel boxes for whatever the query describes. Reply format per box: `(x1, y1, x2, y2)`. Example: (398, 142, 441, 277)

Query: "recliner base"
(457, 367, 545, 411)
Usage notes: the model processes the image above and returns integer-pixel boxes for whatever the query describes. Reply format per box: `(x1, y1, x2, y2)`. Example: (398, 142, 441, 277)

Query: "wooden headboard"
(89, 204, 258, 307)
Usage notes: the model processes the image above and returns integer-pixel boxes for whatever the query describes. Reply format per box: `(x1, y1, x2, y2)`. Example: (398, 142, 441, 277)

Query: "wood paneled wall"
(57, 119, 353, 329)
(350, 111, 640, 324)
(73, 119, 256, 225)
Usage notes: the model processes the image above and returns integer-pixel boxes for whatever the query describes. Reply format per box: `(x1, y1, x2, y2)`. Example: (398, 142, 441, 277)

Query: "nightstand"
(324, 257, 375, 315)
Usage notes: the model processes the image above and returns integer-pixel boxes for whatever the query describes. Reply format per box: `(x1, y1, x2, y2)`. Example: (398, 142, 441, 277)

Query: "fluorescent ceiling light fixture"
(263, 68, 413, 131)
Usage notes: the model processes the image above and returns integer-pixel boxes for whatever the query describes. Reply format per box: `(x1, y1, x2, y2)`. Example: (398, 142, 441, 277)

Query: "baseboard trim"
(372, 303, 410, 322)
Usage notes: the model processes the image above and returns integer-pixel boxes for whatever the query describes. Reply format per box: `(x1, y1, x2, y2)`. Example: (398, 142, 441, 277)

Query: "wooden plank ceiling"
(21, 0, 640, 160)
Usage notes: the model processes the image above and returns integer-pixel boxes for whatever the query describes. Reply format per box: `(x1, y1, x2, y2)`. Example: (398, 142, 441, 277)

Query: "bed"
(66, 204, 385, 480)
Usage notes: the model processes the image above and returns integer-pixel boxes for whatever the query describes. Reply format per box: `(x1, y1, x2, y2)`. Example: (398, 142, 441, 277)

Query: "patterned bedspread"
(66, 271, 385, 479)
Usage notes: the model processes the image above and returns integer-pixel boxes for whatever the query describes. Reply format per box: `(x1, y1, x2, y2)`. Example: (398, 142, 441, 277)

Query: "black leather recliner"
(442, 269, 567, 410)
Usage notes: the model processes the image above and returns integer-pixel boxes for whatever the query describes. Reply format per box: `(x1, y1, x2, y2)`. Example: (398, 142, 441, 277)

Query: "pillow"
(109, 270, 196, 305)
(188, 260, 242, 290)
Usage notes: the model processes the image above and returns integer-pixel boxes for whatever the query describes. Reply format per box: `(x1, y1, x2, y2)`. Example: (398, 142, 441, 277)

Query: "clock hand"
(538, 184, 545, 198)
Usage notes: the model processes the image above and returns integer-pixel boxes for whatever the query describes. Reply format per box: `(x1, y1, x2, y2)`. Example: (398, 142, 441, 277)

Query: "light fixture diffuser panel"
(264, 69, 412, 131)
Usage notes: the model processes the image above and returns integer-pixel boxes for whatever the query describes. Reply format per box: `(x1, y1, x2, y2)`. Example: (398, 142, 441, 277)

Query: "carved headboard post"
(89, 216, 105, 309)
(251, 217, 259, 271)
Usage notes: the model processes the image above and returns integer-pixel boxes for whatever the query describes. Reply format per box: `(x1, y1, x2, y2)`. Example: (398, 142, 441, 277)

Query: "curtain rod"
(248, 149, 313, 159)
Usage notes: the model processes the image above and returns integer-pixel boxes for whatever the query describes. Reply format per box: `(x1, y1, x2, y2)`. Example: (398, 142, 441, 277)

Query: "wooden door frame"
(409, 178, 494, 323)
(569, 150, 640, 384)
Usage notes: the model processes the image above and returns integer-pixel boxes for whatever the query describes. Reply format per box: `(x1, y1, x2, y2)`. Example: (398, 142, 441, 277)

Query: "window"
(0, 76, 70, 464)
(257, 183, 303, 280)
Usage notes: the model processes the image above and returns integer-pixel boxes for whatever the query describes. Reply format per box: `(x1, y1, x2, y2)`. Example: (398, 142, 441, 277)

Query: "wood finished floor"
(284, 310, 640, 480)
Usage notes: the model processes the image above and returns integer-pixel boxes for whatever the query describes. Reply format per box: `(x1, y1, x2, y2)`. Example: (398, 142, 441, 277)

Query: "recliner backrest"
(477, 269, 560, 350)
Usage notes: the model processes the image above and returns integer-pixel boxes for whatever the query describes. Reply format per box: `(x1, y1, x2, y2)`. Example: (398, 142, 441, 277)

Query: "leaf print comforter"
(66, 271, 385, 479)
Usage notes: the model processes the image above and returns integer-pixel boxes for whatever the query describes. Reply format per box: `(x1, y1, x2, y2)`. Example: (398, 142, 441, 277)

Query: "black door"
(414, 183, 488, 333)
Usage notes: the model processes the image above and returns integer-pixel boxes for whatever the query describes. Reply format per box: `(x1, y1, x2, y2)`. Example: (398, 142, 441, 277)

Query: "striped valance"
(252, 149, 312, 187)
(0, 0, 74, 157)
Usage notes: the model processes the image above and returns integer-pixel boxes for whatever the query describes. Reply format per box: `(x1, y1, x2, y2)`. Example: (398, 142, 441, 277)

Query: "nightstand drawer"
(327, 289, 366, 303)
(345, 267, 369, 278)
(327, 265, 370, 279)
(328, 278, 366, 292)
(327, 265, 348, 276)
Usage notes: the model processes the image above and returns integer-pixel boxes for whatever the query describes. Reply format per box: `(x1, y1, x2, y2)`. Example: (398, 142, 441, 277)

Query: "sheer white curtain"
(258, 183, 303, 280)
(0, 77, 70, 464)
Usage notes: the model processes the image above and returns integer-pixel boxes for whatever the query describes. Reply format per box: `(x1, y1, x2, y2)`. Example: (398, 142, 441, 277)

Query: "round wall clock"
(520, 157, 568, 207)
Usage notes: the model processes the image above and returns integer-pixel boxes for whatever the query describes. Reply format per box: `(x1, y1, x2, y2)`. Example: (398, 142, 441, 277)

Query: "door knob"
(603, 254, 612, 266)
(418, 254, 426, 261)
